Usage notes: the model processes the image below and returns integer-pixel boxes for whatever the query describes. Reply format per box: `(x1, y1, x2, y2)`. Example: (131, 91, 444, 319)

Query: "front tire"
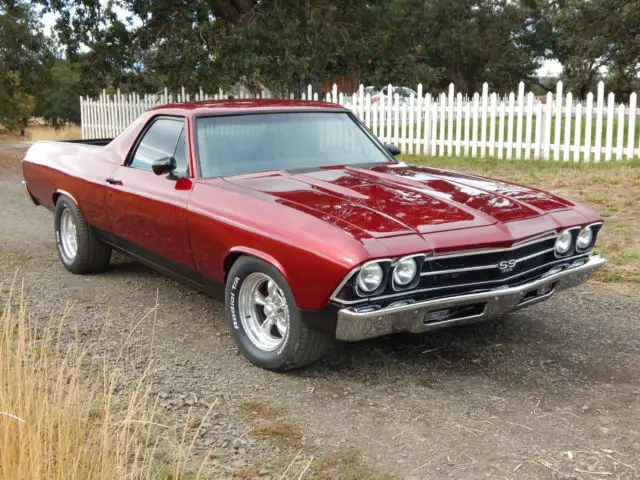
(225, 256, 332, 371)
(54, 196, 112, 274)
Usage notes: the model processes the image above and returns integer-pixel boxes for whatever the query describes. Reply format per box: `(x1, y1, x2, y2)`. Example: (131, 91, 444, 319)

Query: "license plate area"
(519, 282, 555, 305)
(423, 303, 486, 325)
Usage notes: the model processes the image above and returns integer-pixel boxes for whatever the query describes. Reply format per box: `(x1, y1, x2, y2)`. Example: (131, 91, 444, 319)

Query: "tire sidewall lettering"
(230, 276, 240, 330)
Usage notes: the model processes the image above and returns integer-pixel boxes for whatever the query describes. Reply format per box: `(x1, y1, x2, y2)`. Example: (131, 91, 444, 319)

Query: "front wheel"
(225, 256, 332, 371)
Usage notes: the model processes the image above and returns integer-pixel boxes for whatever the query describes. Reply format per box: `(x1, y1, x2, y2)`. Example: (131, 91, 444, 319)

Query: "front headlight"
(392, 257, 418, 286)
(356, 262, 384, 293)
(555, 229, 573, 255)
(576, 227, 594, 251)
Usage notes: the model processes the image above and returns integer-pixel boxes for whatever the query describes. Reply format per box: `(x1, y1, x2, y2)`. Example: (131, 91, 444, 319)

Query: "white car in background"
(372, 86, 418, 105)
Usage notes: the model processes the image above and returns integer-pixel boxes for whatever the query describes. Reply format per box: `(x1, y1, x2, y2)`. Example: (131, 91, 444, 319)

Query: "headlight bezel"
(554, 228, 574, 256)
(391, 255, 421, 290)
(576, 226, 594, 252)
(355, 261, 386, 296)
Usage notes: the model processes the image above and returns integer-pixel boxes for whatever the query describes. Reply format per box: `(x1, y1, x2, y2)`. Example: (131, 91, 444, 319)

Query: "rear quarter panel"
(23, 142, 120, 230)
(21, 112, 155, 228)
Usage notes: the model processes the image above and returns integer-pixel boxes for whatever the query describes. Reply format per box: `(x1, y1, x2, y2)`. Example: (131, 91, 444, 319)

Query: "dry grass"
(239, 399, 303, 450)
(0, 286, 209, 480)
(0, 124, 81, 142)
(237, 400, 390, 480)
(404, 155, 640, 287)
(307, 447, 394, 480)
(238, 399, 284, 421)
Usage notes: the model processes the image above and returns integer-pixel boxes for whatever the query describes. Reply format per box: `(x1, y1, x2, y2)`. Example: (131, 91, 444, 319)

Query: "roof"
(150, 99, 345, 115)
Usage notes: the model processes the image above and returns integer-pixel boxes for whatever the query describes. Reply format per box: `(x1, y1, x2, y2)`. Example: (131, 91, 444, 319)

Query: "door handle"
(106, 177, 123, 186)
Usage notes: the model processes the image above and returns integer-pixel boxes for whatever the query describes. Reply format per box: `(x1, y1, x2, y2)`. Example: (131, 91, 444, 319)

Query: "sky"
(41, 10, 565, 80)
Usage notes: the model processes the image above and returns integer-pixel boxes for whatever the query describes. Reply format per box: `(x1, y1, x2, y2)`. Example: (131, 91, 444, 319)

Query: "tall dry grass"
(0, 286, 210, 479)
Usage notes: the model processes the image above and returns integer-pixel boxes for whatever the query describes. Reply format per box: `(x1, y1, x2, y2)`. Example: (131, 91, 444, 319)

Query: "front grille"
(332, 228, 600, 307)
(420, 236, 558, 288)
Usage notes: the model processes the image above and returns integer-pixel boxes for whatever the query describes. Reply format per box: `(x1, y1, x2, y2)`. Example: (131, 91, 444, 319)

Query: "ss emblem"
(498, 259, 517, 273)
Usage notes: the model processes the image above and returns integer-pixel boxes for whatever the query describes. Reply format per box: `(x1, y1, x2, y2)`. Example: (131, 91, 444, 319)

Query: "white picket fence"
(80, 81, 640, 162)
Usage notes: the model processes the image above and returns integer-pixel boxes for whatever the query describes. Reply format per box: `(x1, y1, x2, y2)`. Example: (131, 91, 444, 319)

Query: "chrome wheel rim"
(238, 273, 289, 351)
(59, 207, 78, 261)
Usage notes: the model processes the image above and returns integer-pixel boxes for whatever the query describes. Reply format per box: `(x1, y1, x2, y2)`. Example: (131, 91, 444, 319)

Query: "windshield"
(195, 112, 393, 178)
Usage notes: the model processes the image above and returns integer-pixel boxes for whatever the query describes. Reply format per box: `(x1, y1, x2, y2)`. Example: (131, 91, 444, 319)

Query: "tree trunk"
(207, 0, 257, 23)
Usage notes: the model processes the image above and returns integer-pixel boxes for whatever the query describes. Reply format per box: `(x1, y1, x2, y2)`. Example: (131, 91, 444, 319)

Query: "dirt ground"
(2, 144, 639, 479)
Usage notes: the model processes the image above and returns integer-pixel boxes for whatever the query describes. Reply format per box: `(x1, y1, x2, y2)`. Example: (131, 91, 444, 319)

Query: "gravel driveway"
(2, 151, 639, 479)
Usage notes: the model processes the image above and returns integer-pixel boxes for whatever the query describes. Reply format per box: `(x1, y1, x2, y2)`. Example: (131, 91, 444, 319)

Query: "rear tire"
(225, 256, 332, 371)
(54, 196, 112, 274)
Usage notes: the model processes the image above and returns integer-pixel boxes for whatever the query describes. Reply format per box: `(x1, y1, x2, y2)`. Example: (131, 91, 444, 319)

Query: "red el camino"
(22, 100, 606, 370)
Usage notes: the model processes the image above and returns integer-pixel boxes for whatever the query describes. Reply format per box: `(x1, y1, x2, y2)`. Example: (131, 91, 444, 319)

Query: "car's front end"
(330, 223, 605, 340)
(188, 102, 608, 369)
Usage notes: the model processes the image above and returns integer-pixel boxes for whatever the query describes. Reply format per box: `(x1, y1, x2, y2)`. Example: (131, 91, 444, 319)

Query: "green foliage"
(547, 0, 640, 100)
(179, 0, 548, 95)
(1, 0, 639, 132)
(35, 60, 82, 126)
(0, 0, 52, 133)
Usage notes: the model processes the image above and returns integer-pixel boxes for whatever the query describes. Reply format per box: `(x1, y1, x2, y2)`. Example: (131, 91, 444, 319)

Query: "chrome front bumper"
(335, 255, 606, 341)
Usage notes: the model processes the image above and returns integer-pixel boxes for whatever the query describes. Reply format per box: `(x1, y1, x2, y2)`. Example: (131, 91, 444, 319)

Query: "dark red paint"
(22, 100, 602, 311)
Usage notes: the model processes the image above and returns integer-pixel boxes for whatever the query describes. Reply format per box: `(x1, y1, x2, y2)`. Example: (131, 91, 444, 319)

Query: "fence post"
(455, 91, 463, 157)
(378, 92, 385, 142)
(407, 93, 414, 155)
(563, 92, 572, 161)
(386, 84, 393, 145)
(463, 96, 470, 157)
(506, 92, 515, 160)
(628, 93, 637, 160)
(573, 101, 582, 162)
(524, 92, 534, 160)
(416, 84, 424, 156)
(543, 92, 553, 160)
(515, 82, 525, 159)
(424, 93, 432, 156)
(471, 92, 479, 157)
(447, 83, 454, 156)
(430, 94, 438, 156)
(553, 81, 563, 160)
(584, 92, 594, 163)
(605, 91, 615, 161)
(594, 81, 605, 162)
(616, 103, 625, 161)
(394, 94, 401, 148)
(79, 97, 85, 139)
(480, 83, 488, 157)
(372, 99, 378, 141)
(534, 99, 542, 159)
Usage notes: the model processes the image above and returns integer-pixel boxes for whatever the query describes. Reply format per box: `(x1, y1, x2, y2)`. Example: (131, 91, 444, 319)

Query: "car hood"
(224, 162, 575, 240)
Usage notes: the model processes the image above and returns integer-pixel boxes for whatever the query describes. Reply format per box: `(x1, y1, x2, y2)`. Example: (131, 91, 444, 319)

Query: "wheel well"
(52, 190, 80, 209)
(223, 252, 243, 281)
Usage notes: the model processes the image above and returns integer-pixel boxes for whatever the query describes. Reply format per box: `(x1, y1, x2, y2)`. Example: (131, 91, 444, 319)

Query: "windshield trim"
(193, 110, 397, 179)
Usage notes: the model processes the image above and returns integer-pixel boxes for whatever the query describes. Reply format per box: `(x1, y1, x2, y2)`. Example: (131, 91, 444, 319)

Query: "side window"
(130, 118, 184, 171)
(173, 127, 188, 175)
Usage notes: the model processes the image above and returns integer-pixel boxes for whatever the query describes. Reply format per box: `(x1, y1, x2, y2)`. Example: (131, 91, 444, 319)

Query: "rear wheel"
(54, 196, 112, 274)
(225, 256, 332, 371)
